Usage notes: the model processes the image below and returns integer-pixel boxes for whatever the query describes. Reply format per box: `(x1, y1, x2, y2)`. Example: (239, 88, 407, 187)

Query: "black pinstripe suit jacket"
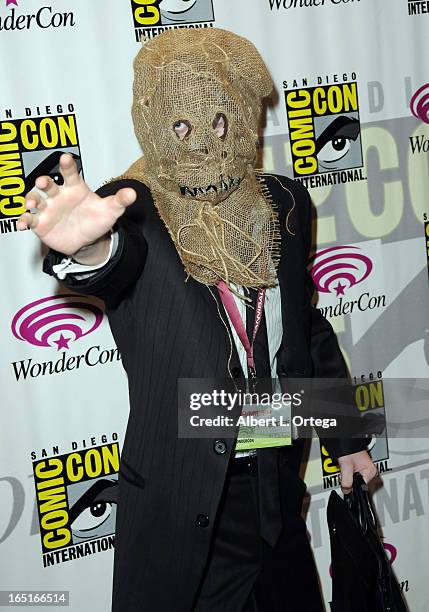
(43, 173, 367, 612)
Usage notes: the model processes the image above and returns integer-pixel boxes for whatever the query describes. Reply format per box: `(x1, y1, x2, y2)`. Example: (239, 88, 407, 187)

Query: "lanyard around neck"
(217, 280, 266, 376)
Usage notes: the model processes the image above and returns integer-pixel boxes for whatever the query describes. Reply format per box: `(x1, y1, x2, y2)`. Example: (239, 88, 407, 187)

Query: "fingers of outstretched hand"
(20, 186, 45, 229)
(25, 191, 41, 210)
(110, 187, 137, 210)
(59, 153, 81, 187)
(34, 175, 60, 199)
(19, 188, 49, 230)
(17, 211, 39, 231)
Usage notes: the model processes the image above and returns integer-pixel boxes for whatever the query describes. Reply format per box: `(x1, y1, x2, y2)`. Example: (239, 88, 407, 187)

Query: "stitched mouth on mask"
(179, 176, 241, 197)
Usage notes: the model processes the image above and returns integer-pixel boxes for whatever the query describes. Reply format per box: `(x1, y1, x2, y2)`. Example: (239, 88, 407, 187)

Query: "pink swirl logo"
(12, 295, 103, 351)
(383, 542, 397, 564)
(310, 245, 373, 296)
(410, 83, 429, 124)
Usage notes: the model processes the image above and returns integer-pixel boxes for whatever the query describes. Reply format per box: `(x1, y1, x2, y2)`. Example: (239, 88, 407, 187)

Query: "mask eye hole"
(173, 120, 192, 141)
(212, 113, 228, 140)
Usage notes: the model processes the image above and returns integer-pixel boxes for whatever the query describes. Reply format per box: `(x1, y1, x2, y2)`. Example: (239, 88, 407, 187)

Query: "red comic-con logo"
(310, 245, 373, 297)
(11, 295, 103, 351)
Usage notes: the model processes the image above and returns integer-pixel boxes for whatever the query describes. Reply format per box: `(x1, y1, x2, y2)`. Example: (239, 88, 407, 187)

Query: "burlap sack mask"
(120, 27, 280, 288)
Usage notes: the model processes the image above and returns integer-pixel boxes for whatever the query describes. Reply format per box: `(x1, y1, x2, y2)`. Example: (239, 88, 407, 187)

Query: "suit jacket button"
(196, 514, 209, 528)
(231, 367, 241, 378)
(213, 440, 227, 455)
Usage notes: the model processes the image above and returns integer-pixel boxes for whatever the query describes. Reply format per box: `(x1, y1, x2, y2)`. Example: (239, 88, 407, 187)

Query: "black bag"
(327, 473, 407, 612)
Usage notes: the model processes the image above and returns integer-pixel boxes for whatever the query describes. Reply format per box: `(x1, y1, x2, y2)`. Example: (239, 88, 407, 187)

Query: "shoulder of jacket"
(96, 177, 152, 199)
(257, 171, 310, 229)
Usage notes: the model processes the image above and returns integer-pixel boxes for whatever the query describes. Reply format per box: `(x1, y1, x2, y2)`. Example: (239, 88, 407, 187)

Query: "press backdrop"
(1, 0, 428, 610)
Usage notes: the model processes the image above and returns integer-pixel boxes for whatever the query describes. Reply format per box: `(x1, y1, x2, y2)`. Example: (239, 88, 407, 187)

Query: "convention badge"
(235, 378, 293, 451)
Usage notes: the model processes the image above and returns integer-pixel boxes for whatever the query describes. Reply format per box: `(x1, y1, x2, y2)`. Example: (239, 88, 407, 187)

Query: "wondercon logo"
(410, 83, 429, 124)
(11, 295, 103, 351)
(310, 245, 373, 296)
(0, 2, 75, 30)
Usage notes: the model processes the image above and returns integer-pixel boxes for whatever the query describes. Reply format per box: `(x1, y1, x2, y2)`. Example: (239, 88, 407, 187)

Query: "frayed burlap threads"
(118, 28, 280, 289)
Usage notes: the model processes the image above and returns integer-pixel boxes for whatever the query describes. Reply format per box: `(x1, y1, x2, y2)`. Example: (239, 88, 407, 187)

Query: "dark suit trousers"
(193, 456, 325, 612)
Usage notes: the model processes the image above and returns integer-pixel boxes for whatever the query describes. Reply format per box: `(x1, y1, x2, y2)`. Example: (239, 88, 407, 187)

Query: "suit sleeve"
(300, 185, 370, 460)
(42, 179, 148, 306)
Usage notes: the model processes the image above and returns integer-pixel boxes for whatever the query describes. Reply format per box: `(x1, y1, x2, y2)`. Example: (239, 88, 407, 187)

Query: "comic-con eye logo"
(310, 245, 373, 296)
(410, 83, 429, 124)
(285, 82, 363, 178)
(0, 111, 82, 235)
(131, 0, 214, 41)
(11, 295, 103, 351)
(33, 443, 119, 565)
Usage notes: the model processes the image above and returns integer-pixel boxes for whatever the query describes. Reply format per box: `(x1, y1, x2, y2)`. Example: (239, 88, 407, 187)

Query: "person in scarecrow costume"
(19, 27, 377, 612)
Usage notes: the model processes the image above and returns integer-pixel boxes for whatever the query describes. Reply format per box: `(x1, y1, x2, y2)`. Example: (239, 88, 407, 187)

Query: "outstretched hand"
(17, 153, 137, 257)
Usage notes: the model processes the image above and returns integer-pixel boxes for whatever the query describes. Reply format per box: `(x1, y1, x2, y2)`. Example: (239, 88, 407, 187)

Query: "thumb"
(112, 187, 137, 209)
(339, 460, 354, 495)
